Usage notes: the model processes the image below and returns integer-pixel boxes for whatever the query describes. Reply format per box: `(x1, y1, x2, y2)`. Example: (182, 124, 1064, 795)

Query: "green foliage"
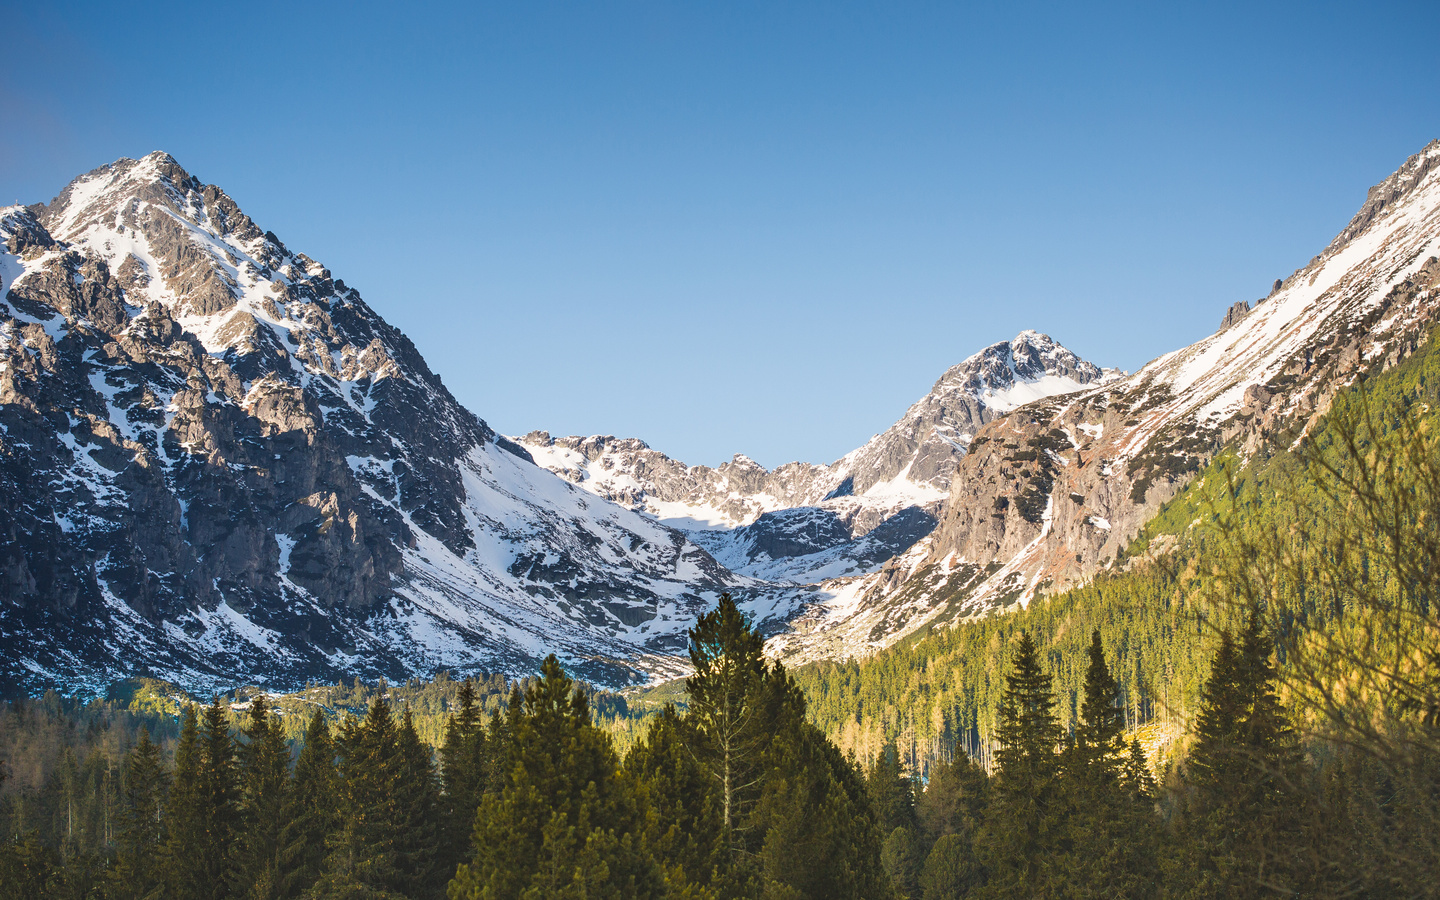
(450, 654, 659, 900)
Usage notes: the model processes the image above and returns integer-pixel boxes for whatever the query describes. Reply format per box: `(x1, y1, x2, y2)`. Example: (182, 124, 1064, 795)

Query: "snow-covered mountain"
(0, 153, 753, 694)
(516, 332, 1115, 583)
(766, 139, 1440, 664)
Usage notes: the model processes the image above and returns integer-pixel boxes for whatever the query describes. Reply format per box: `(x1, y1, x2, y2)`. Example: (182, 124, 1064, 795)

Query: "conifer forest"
(3, 331, 1440, 897)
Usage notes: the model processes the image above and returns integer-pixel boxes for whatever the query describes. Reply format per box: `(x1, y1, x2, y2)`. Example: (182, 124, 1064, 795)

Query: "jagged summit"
(0, 153, 743, 694)
(515, 331, 1112, 587)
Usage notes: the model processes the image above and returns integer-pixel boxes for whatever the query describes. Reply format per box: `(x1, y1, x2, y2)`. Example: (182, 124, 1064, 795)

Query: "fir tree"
(312, 696, 410, 898)
(1172, 610, 1307, 898)
(449, 655, 660, 900)
(1055, 630, 1158, 899)
(162, 704, 210, 900)
(396, 705, 441, 894)
(867, 742, 920, 895)
(684, 592, 778, 868)
(197, 694, 240, 899)
(622, 704, 724, 895)
(975, 632, 1063, 899)
(107, 726, 169, 900)
(277, 710, 336, 899)
(233, 696, 289, 900)
(438, 679, 487, 882)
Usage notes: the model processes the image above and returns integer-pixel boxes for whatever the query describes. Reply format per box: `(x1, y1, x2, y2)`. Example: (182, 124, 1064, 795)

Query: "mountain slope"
(516, 331, 1114, 583)
(768, 139, 1440, 664)
(0, 153, 744, 694)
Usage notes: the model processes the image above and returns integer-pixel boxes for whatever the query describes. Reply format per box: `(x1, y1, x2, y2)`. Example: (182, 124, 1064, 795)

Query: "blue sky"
(4, 1, 1438, 467)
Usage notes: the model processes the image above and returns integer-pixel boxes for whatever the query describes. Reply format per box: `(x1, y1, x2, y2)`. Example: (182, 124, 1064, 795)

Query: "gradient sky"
(4, 1, 1438, 467)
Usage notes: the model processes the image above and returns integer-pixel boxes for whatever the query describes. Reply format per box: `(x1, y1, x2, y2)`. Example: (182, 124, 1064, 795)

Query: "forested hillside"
(4, 332, 1438, 896)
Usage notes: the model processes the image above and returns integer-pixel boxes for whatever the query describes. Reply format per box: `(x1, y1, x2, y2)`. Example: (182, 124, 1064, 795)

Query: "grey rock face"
(518, 331, 1112, 535)
(1219, 300, 1251, 331)
(0, 154, 739, 694)
(848, 141, 1440, 640)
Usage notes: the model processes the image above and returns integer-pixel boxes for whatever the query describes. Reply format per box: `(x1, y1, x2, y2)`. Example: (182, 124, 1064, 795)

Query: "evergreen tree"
(755, 716, 895, 900)
(277, 709, 336, 899)
(975, 632, 1063, 899)
(1172, 611, 1307, 898)
(915, 750, 989, 899)
(438, 680, 487, 882)
(1055, 630, 1158, 899)
(107, 726, 169, 900)
(916, 749, 988, 847)
(396, 706, 442, 895)
(233, 696, 289, 900)
(622, 704, 724, 895)
(685, 593, 773, 864)
(449, 655, 660, 900)
(920, 834, 979, 900)
(312, 696, 411, 899)
(197, 694, 240, 899)
(867, 742, 920, 895)
(162, 704, 210, 900)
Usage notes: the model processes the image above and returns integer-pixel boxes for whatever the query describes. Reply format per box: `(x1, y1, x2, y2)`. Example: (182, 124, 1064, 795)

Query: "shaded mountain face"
(516, 331, 1114, 583)
(764, 140, 1440, 665)
(0, 153, 742, 694)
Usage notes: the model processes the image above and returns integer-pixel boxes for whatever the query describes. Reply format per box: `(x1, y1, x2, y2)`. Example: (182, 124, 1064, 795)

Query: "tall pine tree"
(438, 679, 487, 883)
(975, 632, 1063, 899)
(1055, 630, 1158, 899)
(233, 696, 290, 900)
(107, 726, 169, 900)
(1172, 610, 1307, 898)
(277, 710, 337, 899)
(449, 655, 660, 900)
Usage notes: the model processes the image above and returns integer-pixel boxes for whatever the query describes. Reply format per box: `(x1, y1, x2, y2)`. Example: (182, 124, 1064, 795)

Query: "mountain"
(0, 153, 749, 694)
(766, 139, 1440, 664)
(516, 332, 1114, 583)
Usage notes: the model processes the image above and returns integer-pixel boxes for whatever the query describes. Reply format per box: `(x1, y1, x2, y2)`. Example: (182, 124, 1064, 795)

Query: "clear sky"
(4, 1, 1438, 468)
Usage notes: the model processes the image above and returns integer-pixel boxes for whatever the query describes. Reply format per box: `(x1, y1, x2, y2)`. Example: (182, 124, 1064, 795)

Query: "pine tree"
(622, 704, 724, 895)
(1055, 630, 1158, 899)
(975, 632, 1063, 899)
(162, 704, 210, 900)
(438, 679, 487, 882)
(197, 694, 240, 899)
(916, 749, 989, 899)
(867, 742, 920, 896)
(754, 716, 895, 900)
(233, 696, 290, 899)
(277, 710, 336, 899)
(449, 655, 661, 900)
(395, 705, 441, 894)
(1173, 610, 1307, 898)
(684, 593, 776, 865)
(106, 726, 170, 899)
(311, 696, 409, 898)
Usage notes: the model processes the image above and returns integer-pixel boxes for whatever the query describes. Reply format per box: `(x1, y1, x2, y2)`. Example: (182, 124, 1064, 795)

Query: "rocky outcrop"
(814, 141, 1440, 651)
(0, 155, 742, 695)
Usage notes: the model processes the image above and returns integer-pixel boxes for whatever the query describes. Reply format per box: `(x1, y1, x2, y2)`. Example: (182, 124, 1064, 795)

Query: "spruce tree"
(622, 704, 724, 895)
(233, 696, 289, 899)
(107, 726, 169, 900)
(449, 655, 660, 900)
(1055, 630, 1158, 899)
(277, 709, 336, 899)
(438, 679, 487, 882)
(1173, 610, 1307, 898)
(396, 706, 441, 894)
(684, 592, 775, 865)
(312, 696, 409, 898)
(916, 749, 989, 899)
(975, 631, 1063, 899)
(163, 704, 210, 900)
(197, 694, 240, 899)
(867, 742, 921, 896)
